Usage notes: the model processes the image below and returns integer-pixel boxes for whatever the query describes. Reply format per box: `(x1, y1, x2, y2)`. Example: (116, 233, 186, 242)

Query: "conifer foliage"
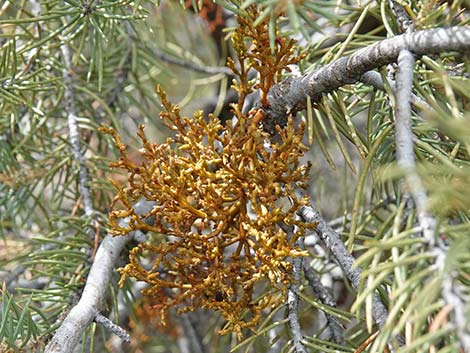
(1, 1, 469, 353)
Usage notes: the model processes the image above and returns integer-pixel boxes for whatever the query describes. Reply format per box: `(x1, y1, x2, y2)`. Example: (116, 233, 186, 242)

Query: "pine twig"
(94, 313, 131, 343)
(60, 43, 95, 219)
(394, 49, 436, 245)
(298, 206, 400, 344)
(303, 262, 345, 345)
(177, 313, 206, 353)
(360, 70, 431, 111)
(441, 275, 470, 350)
(387, 0, 415, 33)
(287, 254, 308, 353)
(282, 220, 308, 353)
(44, 199, 154, 353)
(394, 49, 470, 352)
(151, 46, 232, 75)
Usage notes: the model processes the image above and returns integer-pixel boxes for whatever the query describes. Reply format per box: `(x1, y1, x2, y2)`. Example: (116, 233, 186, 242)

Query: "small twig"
(360, 70, 431, 111)
(151, 47, 232, 75)
(298, 206, 399, 342)
(387, 0, 415, 33)
(441, 278, 470, 350)
(45, 199, 154, 353)
(303, 262, 345, 345)
(60, 43, 95, 219)
(395, 50, 436, 246)
(268, 220, 307, 353)
(284, 219, 308, 353)
(287, 254, 308, 353)
(177, 313, 206, 353)
(94, 313, 131, 343)
(299, 207, 360, 290)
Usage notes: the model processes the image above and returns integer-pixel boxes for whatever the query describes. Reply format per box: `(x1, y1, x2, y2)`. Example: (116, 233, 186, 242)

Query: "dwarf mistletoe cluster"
(102, 7, 312, 336)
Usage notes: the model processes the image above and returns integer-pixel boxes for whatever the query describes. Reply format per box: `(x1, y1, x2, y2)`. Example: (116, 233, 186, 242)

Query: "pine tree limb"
(44, 199, 154, 353)
(395, 49, 470, 352)
(263, 26, 470, 132)
(394, 49, 437, 245)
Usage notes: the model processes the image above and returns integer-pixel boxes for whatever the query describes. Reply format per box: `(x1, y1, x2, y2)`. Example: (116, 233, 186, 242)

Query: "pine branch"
(395, 49, 470, 352)
(263, 26, 470, 132)
(60, 43, 95, 219)
(95, 313, 131, 343)
(298, 205, 403, 345)
(360, 70, 431, 111)
(394, 49, 436, 245)
(303, 262, 345, 345)
(44, 199, 154, 353)
(287, 254, 307, 353)
(387, 0, 415, 33)
(442, 276, 470, 350)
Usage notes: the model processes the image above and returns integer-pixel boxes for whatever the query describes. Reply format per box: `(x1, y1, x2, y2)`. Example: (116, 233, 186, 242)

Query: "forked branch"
(263, 26, 470, 131)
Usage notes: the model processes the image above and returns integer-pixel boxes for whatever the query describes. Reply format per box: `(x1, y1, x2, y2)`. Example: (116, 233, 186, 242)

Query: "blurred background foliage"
(0, 0, 469, 352)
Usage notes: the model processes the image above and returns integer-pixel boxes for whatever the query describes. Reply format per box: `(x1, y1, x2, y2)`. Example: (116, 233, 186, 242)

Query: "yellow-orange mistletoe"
(102, 6, 312, 336)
